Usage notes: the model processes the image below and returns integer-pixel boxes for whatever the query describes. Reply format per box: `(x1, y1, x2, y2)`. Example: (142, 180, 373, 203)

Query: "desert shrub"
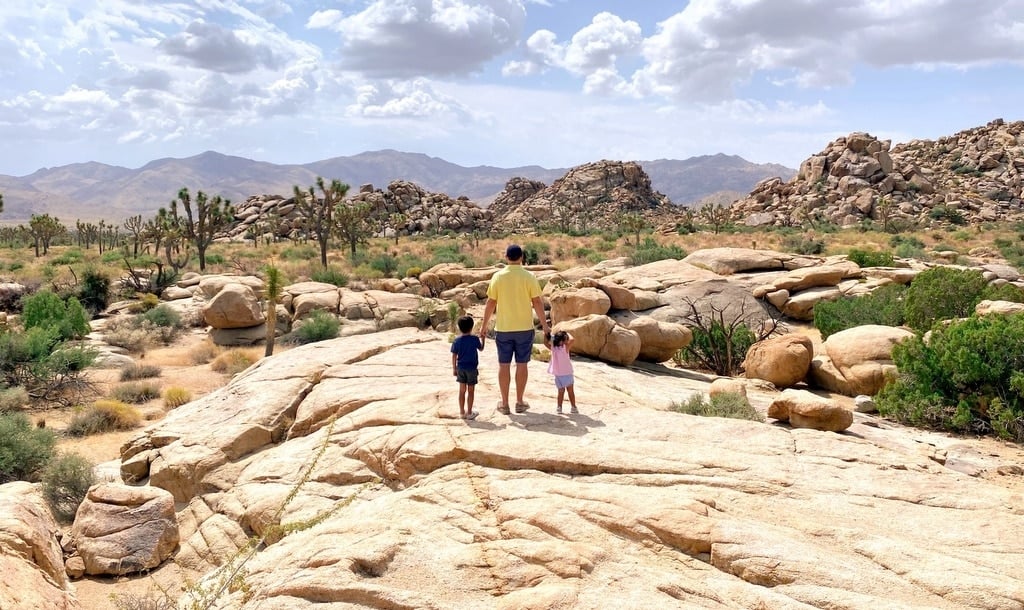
(163, 386, 192, 408)
(77, 267, 110, 315)
(877, 313, 1024, 441)
(128, 293, 161, 313)
(120, 363, 162, 381)
(104, 317, 179, 350)
(142, 304, 182, 329)
(66, 400, 143, 436)
(429, 243, 473, 266)
(983, 282, 1024, 303)
(0, 328, 96, 403)
(993, 237, 1024, 269)
(847, 248, 894, 268)
(0, 412, 56, 483)
(110, 382, 161, 404)
(281, 244, 318, 261)
(41, 452, 95, 522)
(21, 290, 90, 340)
(293, 310, 340, 344)
(674, 299, 766, 376)
(813, 283, 907, 340)
(904, 267, 989, 332)
(780, 234, 825, 255)
(204, 252, 225, 266)
(671, 392, 764, 422)
(100, 250, 123, 264)
(311, 265, 349, 287)
(211, 349, 257, 375)
(189, 339, 220, 365)
(629, 237, 686, 265)
(928, 204, 966, 225)
(112, 590, 177, 610)
(404, 266, 423, 279)
(50, 248, 85, 266)
(0, 386, 28, 412)
(370, 253, 399, 277)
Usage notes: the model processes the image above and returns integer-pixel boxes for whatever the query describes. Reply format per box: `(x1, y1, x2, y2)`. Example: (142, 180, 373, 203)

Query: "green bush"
(983, 283, 1024, 303)
(210, 349, 257, 376)
(0, 412, 56, 483)
(404, 266, 423, 279)
(311, 265, 349, 287)
(293, 310, 340, 344)
(847, 248, 894, 268)
(41, 452, 95, 521)
(928, 204, 966, 225)
(50, 248, 85, 266)
(370, 254, 398, 277)
(163, 386, 192, 408)
(904, 267, 989, 332)
(629, 237, 686, 265)
(204, 253, 225, 265)
(676, 318, 757, 377)
(77, 267, 110, 315)
(141, 304, 182, 328)
(100, 250, 123, 264)
(429, 243, 473, 266)
(281, 244, 319, 261)
(21, 290, 91, 340)
(877, 313, 1024, 441)
(813, 283, 907, 340)
(0, 328, 96, 402)
(671, 392, 764, 422)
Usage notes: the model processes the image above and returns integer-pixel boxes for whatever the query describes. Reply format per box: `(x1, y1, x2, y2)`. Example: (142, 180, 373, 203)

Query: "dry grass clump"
(119, 363, 162, 381)
(211, 348, 259, 376)
(110, 382, 161, 404)
(0, 386, 29, 412)
(65, 400, 142, 437)
(188, 339, 221, 365)
(163, 386, 192, 409)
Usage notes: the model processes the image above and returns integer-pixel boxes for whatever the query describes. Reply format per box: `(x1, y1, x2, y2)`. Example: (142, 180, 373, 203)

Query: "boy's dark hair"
(457, 315, 475, 333)
(552, 330, 569, 347)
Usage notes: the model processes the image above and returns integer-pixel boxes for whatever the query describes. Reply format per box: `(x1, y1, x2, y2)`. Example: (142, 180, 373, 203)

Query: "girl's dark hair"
(552, 330, 568, 347)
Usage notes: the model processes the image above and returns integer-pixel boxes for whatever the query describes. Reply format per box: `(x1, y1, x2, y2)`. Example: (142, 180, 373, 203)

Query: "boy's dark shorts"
(495, 330, 535, 364)
(456, 369, 479, 385)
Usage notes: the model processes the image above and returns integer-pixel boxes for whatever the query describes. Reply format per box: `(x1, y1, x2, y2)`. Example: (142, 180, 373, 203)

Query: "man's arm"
(532, 295, 549, 345)
(480, 298, 496, 338)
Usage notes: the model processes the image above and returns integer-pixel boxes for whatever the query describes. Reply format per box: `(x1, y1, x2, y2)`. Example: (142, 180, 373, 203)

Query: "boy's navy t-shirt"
(451, 335, 482, 370)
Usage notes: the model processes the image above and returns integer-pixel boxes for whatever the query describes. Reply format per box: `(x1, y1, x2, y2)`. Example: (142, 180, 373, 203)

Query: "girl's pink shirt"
(547, 344, 573, 376)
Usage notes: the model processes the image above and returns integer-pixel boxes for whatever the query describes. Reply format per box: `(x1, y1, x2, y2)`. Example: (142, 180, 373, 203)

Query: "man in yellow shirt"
(479, 244, 550, 415)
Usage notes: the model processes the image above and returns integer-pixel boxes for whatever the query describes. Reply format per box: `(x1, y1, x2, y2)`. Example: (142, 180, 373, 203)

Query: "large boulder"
(557, 314, 641, 366)
(616, 315, 692, 363)
(0, 482, 79, 609)
(743, 334, 814, 388)
(767, 389, 853, 432)
(71, 483, 178, 576)
(197, 274, 264, 299)
(549, 287, 611, 326)
(202, 283, 265, 329)
(809, 325, 915, 396)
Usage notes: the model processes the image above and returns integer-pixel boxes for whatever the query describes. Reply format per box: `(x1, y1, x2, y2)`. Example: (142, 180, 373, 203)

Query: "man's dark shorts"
(456, 369, 479, 385)
(495, 330, 535, 364)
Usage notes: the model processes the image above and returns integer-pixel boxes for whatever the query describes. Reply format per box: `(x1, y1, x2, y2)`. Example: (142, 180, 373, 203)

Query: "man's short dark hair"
(505, 244, 524, 261)
(457, 315, 475, 333)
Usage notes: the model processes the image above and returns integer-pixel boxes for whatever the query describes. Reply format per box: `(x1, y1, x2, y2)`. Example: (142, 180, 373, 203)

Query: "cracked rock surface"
(120, 327, 1024, 609)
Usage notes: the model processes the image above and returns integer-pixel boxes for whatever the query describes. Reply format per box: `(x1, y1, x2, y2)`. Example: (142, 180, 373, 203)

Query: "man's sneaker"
(570, 407, 579, 414)
(556, 407, 563, 414)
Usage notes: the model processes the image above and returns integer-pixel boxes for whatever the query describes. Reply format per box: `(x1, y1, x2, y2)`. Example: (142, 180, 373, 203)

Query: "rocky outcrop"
(70, 484, 178, 576)
(743, 334, 814, 389)
(731, 119, 1024, 228)
(767, 388, 854, 432)
(490, 161, 683, 232)
(114, 329, 1024, 609)
(0, 482, 79, 610)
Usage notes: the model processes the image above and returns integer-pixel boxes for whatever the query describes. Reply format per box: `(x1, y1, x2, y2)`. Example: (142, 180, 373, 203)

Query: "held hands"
(543, 330, 551, 348)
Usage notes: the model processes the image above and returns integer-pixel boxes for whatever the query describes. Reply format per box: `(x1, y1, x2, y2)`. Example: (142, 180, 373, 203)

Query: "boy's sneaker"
(465, 411, 478, 421)
(570, 406, 579, 414)
(556, 406, 563, 414)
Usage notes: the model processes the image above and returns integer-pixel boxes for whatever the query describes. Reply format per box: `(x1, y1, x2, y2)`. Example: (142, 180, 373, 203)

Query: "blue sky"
(1, 0, 1023, 177)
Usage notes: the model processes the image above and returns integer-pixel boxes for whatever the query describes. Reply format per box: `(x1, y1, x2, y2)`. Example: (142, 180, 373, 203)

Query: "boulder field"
(102, 328, 1024, 609)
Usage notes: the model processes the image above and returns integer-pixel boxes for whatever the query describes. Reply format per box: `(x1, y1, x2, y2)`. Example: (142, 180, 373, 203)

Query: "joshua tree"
(0, 192, 4, 215)
(619, 212, 648, 246)
(388, 212, 406, 245)
(263, 264, 285, 357)
(170, 187, 234, 272)
(294, 177, 351, 266)
(28, 214, 66, 256)
(335, 199, 372, 258)
(700, 202, 731, 235)
(123, 215, 145, 257)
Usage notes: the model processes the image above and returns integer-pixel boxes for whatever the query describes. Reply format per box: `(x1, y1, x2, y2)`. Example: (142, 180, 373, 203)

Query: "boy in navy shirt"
(451, 315, 484, 420)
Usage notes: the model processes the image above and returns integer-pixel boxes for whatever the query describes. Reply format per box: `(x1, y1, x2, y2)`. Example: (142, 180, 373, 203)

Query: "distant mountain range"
(0, 150, 795, 223)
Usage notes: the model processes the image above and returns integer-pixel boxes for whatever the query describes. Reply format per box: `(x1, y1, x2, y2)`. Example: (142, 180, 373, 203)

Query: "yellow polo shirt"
(487, 264, 542, 332)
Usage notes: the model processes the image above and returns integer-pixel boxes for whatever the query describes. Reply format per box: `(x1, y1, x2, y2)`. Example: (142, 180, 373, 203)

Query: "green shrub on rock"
(813, 283, 907, 340)
(847, 248, 894, 268)
(671, 392, 764, 422)
(41, 452, 95, 522)
(877, 312, 1024, 441)
(903, 267, 988, 332)
(0, 412, 56, 483)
